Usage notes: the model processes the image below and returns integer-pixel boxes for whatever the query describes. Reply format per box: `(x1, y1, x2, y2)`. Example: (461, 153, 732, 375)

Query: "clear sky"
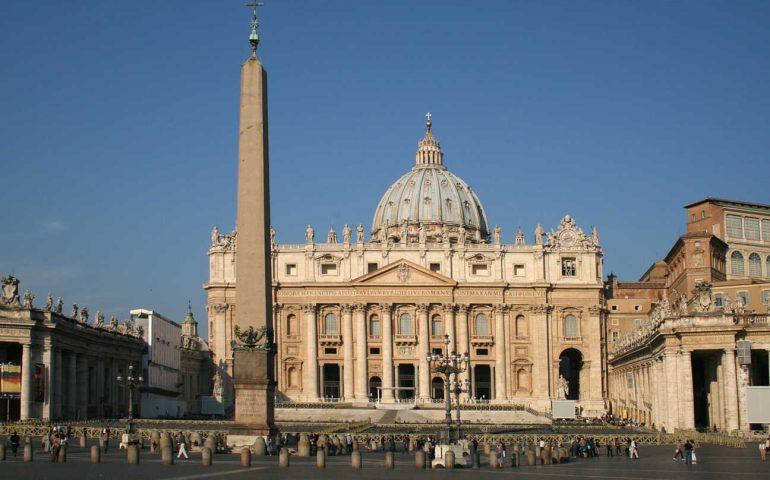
(1, 1, 769, 339)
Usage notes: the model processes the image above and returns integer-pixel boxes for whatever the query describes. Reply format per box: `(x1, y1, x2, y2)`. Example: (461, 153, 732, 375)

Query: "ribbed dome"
(370, 118, 490, 244)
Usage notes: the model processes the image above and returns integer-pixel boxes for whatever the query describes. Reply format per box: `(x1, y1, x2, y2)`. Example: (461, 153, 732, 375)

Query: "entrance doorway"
(431, 377, 445, 400)
(559, 349, 582, 400)
(397, 364, 415, 399)
(322, 364, 340, 399)
(369, 376, 381, 400)
(691, 350, 722, 430)
(473, 365, 491, 400)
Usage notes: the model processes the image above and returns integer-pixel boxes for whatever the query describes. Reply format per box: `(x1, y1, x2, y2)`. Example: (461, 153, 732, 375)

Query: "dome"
(371, 118, 490, 244)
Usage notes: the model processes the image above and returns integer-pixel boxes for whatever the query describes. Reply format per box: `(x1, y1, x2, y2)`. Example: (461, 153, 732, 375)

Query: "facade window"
(367, 262, 378, 273)
(611, 330, 619, 342)
(515, 315, 527, 338)
(285, 264, 297, 276)
(429, 263, 441, 272)
(700, 210, 705, 219)
(634, 319, 642, 327)
(369, 347, 380, 355)
(767, 255, 770, 277)
(761, 290, 770, 305)
(431, 314, 442, 337)
(745, 217, 761, 241)
(714, 294, 725, 307)
(471, 264, 488, 275)
(737, 291, 749, 306)
(762, 219, 770, 241)
(749, 253, 762, 277)
(726, 214, 743, 238)
(691, 213, 696, 222)
(321, 263, 337, 275)
(611, 305, 618, 311)
(369, 315, 380, 337)
(564, 314, 578, 338)
(474, 313, 489, 336)
(514, 264, 525, 276)
(286, 314, 297, 337)
(634, 305, 641, 311)
(324, 313, 338, 334)
(324, 347, 337, 354)
(476, 348, 489, 356)
(731, 251, 745, 276)
(517, 368, 529, 391)
(561, 258, 577, 277)
(399, 313, 413, 335)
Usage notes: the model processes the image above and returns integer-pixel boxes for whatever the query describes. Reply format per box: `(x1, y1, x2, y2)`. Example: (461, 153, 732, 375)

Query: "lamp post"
(451, 377, 471, 441)
(426, 334, 469, 443)
(116, 364, 143, 433)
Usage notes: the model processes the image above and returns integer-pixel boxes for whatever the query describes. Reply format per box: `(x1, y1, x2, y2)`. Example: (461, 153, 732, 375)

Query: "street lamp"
(426, 334, 469, 443)
(116, 364, 143, 433)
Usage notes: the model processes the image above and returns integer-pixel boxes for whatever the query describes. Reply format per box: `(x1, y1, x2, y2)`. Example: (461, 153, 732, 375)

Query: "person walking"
(606, 439, 613, 457)
(614, 437, 621, 456)
(9, 431, 20, 456)
(102, 428, 110, 453)
(51, 433, 61, 463)
(674, 439, 684, 461)
(684, 440, 693, 465)
(176, 432, 189, 459)
(759, 441, 767, 461)
(630, 439, 639, 459)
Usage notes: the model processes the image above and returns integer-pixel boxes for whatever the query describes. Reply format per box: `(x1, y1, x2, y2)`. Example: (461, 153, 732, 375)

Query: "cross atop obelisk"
(245, 1, 265, 58)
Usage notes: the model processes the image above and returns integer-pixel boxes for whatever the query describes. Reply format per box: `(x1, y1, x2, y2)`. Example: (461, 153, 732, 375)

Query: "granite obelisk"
(229, 3, 276, 443)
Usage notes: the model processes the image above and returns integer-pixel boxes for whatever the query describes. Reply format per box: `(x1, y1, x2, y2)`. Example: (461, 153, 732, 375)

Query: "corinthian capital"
(301, 303, 317, 314)
(416, 303, 429, 313)
(441, 303, 456, 314)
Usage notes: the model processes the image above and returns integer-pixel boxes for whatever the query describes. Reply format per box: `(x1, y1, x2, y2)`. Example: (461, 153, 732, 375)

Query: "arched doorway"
(558, 349, 582, 400)
(322, 364, 340, 399)
(431, 377, 445, 400)
(473, 365, 491, 400)
(369, 376, 381, 400)
(397, 364, 415, 399)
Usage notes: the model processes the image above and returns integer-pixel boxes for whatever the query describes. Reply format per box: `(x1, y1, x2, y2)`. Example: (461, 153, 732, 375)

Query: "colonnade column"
(380, 303, 394, 401)
(53, 348, 62, 419)
(342, 304, 354, 401)
(96, 358, 105, 418)
(442, 303, 456, 352)
(353, 304, 368, 402)
(66, 352, 77, 419)
(679, 350, 695, 429)
(723, 348, 739, 432)
(663, 351, 678, 430)
(76, 355, 88, 419)
(302, 304, 319, 401)
(20, 343, 32, 420)
(417, 304, 430, 400)
(494, 305, 507, 401)
(456, 305, 470, 401)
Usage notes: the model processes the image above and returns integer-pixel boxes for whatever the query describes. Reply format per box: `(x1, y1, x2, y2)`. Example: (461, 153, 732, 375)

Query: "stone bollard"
(204, 435, 217, 453)
(445, 449, 456, 469)
(241, 447, 251, 467)
(91, 445, 101, 464)
(526, 449, 536, 466)
(352, 450, 362, 469)
(415, 450, 426, 469)
(150, 431, 160, 453)
(541, 447, 550, 465)
(0, 443, 5, 461)
(279, 447, 290, 467)
(80, 435, 87, 448)
(24, 443, 33, 462)
(316, 448, 326, 468)
(297, 434, 310, 457)
(58, 446, 67, 462)
(161, 445, 174, 465)
(371, 440, 379, 451)
(384, 451, 394, 469)
(535, 445, 541, 459)
(483, 443, 492, 454)
(352, 441, 359, 452)
(551, 447, 559, 464)
(254, 436, 267, 456)
(511, 451, 520, 467)
(488, 451, 498, 468)
(472, 451, 480, 469)
(202, 447, 212, 466)
(127, 444, 140, 465)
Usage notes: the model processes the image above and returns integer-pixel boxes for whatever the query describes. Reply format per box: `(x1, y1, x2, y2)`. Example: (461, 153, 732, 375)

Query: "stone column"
(663, 351, 678, 430)
(53, 348, 62, 419)
(302, 304, 319, 401)
(456, 305, 470, 401)
(42, 345, 52, 419)
(20, 343, 33, 420)
(380, 303, 394, 401)
(66, 352, 77, 419)
(417, 304, 430, 400)
(494, 305, 507, 401)
(723, 348, 739, 432)
(354, 304, 368, 402)
(530, 305, 549, 400)
(442, 304, 456, 353)
(77, 355, 88, 420)
(679, 350, 695, 430)
(96, 358, 105, 418)
(342, 305, 354, 401)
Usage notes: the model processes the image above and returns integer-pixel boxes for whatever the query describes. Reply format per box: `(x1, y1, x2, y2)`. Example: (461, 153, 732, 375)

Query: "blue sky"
(1, 1, 769, 339)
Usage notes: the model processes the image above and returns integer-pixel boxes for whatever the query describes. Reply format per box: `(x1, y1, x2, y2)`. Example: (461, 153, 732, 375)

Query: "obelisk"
(229, 2, 276, 444)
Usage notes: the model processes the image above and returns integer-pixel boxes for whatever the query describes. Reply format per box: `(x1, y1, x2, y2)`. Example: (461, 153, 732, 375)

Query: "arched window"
(399, 313, 413, 335)
(517, 368, 529, 391)
(369, 315, 380, 337)
(749, 253, 762, 277)
(286, 314, 297, 337)
(767, 255, 770, 278)
(515, 315, 528, 338)
(324, 313, 338, 334)
(564, 314, 578, 338)
(474, 313, 489, 336)
(731, 251, 745, 276)
(431, 314, 442, 337)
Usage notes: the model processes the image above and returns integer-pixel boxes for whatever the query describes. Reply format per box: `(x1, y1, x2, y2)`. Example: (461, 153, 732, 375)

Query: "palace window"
(429, 263, 441, 272)
(767, 255, 770, 277)
(324, 313, 338, 334)
(731, 251, 745, 276)
(514, 264, 525, 276)
(762, 219, 770, 241)
(564, 314, 578, 339)
(745, 217, 761, 241)
(399, 313, 413, 335)
(714, 294, 725, 307)
(471, 264, 488, 275)
(726, 214, 743, 238)
(369, 315, 381, 337)
(432, 348, 443, 355)
(474, 313, 489, 336)
(737, 291, 749, 306)
(476, 348, 489, 356)
(324, 347, 337, 355)
(611, 330, 619, 342)
(761, 290, 770, 305)
(562, 258, 577, 277)
(367, 263, 378, 273)
(285, 264, 297, 276)
(749, 253, 762, 277)
(431, 315, 442, 337)
(321, 263, 337, 275)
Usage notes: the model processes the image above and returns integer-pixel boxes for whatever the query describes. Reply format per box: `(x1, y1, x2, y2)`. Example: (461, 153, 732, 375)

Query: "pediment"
(351, 259, 456, 286)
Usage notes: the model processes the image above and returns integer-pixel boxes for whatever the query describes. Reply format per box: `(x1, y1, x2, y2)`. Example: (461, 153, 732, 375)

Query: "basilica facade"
(206, 120, 607, 416)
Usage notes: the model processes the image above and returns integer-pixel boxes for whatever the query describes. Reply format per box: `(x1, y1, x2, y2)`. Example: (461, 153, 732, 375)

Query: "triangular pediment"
(352, 259, 456, 286)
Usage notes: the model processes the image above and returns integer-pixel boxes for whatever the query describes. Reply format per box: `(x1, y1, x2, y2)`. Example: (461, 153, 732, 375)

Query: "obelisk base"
(227, 349, 277, 448)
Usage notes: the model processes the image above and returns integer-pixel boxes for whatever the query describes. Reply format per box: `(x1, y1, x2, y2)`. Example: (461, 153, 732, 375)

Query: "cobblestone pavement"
(0, 442, 767, 479)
